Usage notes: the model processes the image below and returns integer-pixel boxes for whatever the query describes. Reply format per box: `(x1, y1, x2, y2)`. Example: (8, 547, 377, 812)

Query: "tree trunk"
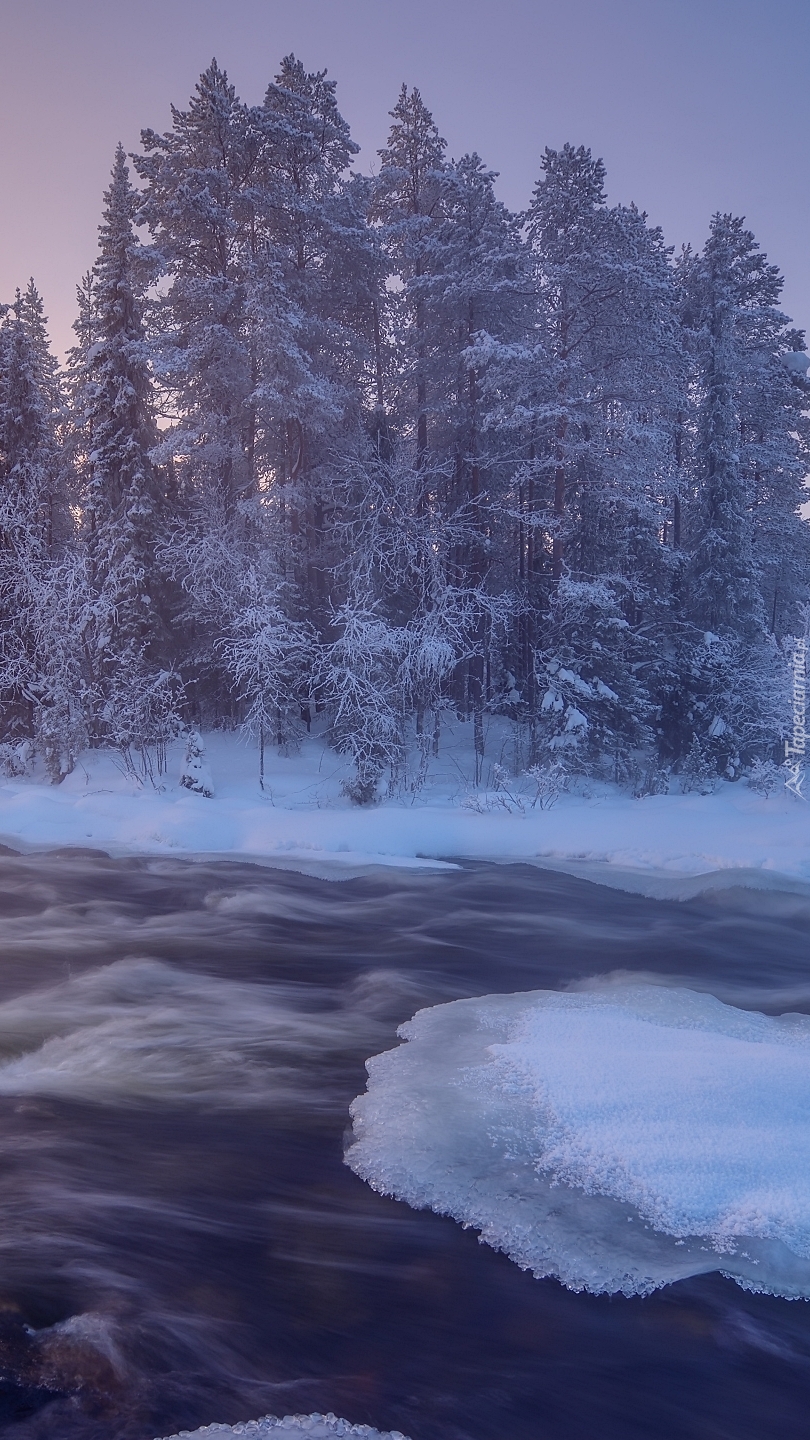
(553, 417, 567, 583)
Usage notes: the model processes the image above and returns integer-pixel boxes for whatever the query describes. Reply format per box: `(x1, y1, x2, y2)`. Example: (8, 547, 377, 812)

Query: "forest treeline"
(0, 58, 808, 797)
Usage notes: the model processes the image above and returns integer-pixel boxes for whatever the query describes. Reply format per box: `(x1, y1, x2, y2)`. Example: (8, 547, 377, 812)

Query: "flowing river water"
(0, 850, 804, 1438)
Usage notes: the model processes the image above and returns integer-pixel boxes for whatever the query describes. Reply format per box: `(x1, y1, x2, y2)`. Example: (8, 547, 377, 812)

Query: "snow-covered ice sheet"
(155, 1413, 410, 1440)
(346, 983, 810, 1298)
(0, 727, 808, 889)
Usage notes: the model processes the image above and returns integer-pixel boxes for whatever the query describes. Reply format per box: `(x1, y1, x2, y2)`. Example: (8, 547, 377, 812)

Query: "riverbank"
(0, 727, 806, 884)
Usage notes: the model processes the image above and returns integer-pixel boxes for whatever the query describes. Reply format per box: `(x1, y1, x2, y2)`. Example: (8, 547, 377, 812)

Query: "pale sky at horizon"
(2, 0, 809, 359)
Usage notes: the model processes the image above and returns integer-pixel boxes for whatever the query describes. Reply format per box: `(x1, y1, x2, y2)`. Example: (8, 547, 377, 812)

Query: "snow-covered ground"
(0, 722, 807, 886)
(347, 981, 810, 1299)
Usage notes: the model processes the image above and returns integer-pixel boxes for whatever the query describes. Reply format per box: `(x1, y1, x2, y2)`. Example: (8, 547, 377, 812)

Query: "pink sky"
(2, 0, 809, 358)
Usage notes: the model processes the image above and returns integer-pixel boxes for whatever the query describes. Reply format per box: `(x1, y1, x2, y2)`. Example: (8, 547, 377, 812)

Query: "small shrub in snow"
(179, 730, 214, 797)
(524, 760, 567, 810)
(746, 758, 784, 797)
(457, 764, 528, 815)
(633, 762, 670, 799)
(679, 737, 716, 795)
(462, 789, 525, 815)
(489, 761, 511, 792)
(341, 774, 380, 806)
(0, 740, 33, 779)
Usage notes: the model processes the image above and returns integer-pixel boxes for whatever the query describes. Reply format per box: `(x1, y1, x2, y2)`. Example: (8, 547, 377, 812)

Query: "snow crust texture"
(346, 983, 810, 1298)
(155, 1412, 410, 1440)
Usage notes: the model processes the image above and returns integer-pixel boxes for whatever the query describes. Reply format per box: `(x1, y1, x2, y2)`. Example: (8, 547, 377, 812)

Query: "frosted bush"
(524, 760, 567, 809)
(179, 730, 214, 798)
(679, 737, 716, 794)
(746, 757, 784, 797)
(633, 762, 670, 799)
(0, 740, 33, 778)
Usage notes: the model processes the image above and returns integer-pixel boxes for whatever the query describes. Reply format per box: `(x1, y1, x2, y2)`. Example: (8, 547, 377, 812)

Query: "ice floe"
(346, 983, 810, 1298)
(155, 1413, 410, 1440)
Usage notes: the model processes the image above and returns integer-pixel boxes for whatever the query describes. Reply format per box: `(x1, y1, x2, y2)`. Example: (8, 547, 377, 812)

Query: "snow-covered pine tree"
(525, 147, 680, 591)
(138, 58, 373, 744)
(746, 335, 810, 639)
(135, 62, 266, 510)
(682, 214, 769, 635)
(0, 301, 86, 779)
(416, 151, 532, 772)
(257, 55, 376, 637)
(669, 214, 810, 772)
(135, 61, 298, 726)
(373, 85, 448, 471)
(492, 145, 684, 775)
(373, 103, 533, 770)
(16, 280, 64, 417)
(71, 144, 179, 777)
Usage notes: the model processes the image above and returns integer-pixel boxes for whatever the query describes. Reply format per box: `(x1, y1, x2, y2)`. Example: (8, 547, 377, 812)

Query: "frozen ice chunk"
(155, 1413, 410, 1440)
(346, 984, 810, 1298)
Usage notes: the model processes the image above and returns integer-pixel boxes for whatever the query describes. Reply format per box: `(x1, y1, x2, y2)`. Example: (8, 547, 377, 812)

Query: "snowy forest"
(1, 56, 808, 801)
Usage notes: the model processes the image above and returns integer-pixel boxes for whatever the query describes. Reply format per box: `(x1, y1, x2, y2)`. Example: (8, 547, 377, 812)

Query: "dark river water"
(0, 850, 805, 1439)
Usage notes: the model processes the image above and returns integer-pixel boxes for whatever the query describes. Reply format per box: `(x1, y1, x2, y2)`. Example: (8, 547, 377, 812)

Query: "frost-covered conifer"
(373, 86, 448, 467)
(666, 214, 810, 771)
(71, 144, 176, 769)
(682, 215, 770, 634)
(139, 59, 373, 731)
(0, 302, 86, 778)
(484, 146, 684, 773)
(685, 217, 810, 640)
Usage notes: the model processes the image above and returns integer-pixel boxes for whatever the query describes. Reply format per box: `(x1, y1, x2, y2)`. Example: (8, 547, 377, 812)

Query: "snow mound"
(155, 1413, 410, 1440)
(346, 983, 810, 1298)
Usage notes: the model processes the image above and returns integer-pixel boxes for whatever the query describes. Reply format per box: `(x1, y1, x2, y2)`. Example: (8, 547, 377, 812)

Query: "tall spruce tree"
(0, 302, 85, 779)
(72, 144, 174, 769)
(373, 86, 447, 468)
(665, 213, 810, 773)
(683, 214, 770, 635)
(488, 146, 684, 776)
(137, 59, 372, 744)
